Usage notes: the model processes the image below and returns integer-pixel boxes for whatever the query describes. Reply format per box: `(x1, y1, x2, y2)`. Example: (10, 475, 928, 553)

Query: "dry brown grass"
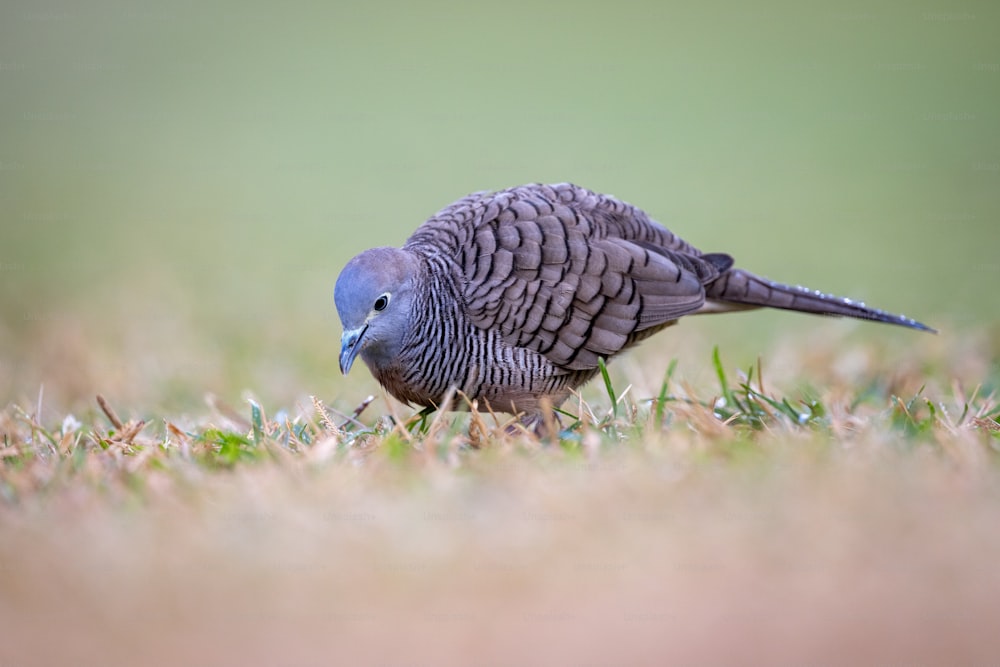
(1, 329, 998, 666)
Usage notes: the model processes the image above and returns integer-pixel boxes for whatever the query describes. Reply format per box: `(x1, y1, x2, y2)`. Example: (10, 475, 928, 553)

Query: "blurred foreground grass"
(1, 0, 998, 412)
(2, 333, 999, 665)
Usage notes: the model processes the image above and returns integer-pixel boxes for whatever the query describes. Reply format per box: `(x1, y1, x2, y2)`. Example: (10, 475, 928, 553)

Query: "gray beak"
(339, 325, 367, 374)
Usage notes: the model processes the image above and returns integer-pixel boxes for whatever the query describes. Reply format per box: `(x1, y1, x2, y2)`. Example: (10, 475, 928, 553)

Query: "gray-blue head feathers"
(334, 247, 421, 375)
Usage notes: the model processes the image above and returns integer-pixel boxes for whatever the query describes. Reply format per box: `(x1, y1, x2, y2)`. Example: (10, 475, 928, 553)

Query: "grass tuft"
(0, 342, 995, 502)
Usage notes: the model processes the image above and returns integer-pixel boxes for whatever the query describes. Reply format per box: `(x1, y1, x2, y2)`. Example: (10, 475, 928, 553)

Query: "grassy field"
(2, 330, 999, 665)
(2, 0, 999, 664)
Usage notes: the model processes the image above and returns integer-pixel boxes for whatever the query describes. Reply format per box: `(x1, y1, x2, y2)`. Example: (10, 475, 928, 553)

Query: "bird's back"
(405, 183, 702, 258)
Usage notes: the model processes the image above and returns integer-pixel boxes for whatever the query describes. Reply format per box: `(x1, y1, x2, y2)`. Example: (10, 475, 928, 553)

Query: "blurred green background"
(1, 1, 997, 415)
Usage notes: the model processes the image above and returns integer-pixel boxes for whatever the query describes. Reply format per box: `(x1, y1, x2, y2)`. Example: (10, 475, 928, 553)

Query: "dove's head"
(334, 247, 422, 375)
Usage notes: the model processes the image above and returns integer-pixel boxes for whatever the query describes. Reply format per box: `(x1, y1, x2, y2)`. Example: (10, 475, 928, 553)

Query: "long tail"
(704, 268, 936, 333)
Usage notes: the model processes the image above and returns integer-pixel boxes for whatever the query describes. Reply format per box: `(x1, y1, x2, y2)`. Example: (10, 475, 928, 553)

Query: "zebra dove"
(335, 183, 931, 425)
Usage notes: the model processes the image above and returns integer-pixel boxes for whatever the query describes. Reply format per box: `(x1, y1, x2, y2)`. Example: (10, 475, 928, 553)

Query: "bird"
(334, 183, 932, 429)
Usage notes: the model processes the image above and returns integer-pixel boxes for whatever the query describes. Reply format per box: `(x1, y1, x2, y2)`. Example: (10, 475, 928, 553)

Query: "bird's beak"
(339, 325, 368, 374)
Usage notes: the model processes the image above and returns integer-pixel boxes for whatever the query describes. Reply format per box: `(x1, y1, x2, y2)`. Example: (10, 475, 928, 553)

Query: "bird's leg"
(509, 409, 563, 442)
(404, 406, 437, 434)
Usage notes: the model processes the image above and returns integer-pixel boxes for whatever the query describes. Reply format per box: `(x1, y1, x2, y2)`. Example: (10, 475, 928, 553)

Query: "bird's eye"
(373, 294, 390, 311)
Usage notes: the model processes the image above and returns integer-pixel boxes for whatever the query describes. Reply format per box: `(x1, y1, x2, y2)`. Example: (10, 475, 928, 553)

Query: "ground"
(2, 328, 998, 666)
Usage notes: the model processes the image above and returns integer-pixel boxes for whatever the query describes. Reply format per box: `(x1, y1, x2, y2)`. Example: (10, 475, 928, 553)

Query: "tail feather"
(705, 268, 936, 333)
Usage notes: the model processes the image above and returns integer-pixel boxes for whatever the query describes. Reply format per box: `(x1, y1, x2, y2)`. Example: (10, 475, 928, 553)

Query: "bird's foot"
(507, 410, 563, 442)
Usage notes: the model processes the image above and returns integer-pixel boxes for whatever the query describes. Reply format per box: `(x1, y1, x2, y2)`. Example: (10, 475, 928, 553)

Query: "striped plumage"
(335, 183, 932, 423)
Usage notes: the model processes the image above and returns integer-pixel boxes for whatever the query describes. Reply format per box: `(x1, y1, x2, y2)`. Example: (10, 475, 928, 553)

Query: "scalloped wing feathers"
(405, 183, 728, 371)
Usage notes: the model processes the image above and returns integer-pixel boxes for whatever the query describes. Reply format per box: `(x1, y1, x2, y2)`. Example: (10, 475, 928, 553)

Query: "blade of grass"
(712, 346, 735, 410)
(655, 358, 678, 425)
(597, 357, 617, 418)
(249, 400, 264, 443)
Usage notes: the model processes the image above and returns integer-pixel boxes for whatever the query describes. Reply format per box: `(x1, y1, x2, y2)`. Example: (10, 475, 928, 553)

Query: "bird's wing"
(407, 183, 730, 371)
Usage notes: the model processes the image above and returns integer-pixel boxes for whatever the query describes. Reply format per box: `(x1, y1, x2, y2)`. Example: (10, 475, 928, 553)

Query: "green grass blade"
(655, 358, 678, 425)
(249, 400, 264, 443)
(597, 357, 618, 418)
(712, 346, 735, 409)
